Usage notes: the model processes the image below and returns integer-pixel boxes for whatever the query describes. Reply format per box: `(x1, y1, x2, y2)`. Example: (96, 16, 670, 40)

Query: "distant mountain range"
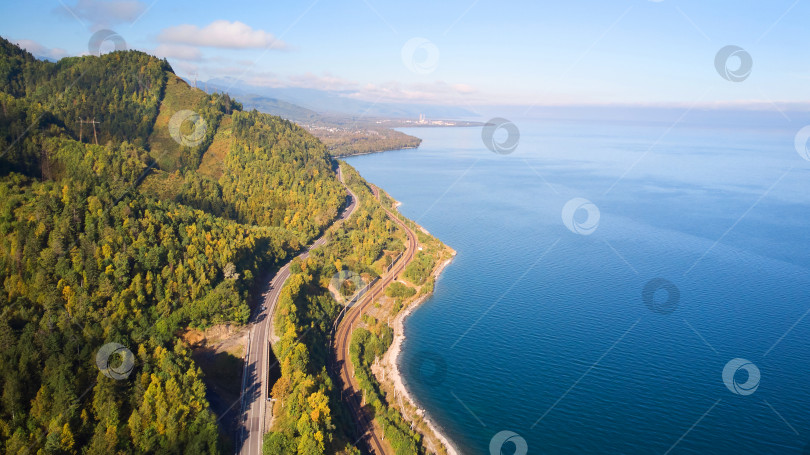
(194, 77, 479, 121)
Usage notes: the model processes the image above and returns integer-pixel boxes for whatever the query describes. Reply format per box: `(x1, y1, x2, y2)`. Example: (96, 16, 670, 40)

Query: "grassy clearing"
(147, 75, 208, 171)
(198, 115, 233, 179)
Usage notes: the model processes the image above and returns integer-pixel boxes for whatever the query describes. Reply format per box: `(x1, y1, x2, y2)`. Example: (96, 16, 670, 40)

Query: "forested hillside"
(264, 163, 406, 454)
(0, 38, 345, 453)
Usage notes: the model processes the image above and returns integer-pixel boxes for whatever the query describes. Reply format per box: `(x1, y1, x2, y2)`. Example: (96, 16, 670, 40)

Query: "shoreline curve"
(380, 255, 461, 455)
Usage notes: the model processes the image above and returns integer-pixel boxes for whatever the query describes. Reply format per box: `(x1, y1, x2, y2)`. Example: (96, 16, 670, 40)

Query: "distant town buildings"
(373, 117, 480, 127)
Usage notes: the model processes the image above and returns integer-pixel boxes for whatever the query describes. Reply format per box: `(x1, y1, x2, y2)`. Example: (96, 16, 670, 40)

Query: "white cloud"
(173, 59, 483, 105)
(286, 72, 358, 91)
(343, 80, 482, 104)
(153, 44, 202, 61)
(56, 0, 147, 27)
(240, 73, 285, 88)
(171, 61, 200, 78)
(158, 20, 288, 49)
(13, 39, 69, 60)
(198, 65, 482, 104)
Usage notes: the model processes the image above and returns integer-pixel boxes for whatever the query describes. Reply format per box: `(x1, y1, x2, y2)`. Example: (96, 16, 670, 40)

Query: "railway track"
(332, 184, 418, 455)
(236, 165, 357, 455)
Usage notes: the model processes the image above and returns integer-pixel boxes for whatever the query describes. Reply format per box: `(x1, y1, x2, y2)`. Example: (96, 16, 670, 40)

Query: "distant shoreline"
(379, 121, 485, 128)
(333, 145, 419, 159)
(333, 123, 481, 158)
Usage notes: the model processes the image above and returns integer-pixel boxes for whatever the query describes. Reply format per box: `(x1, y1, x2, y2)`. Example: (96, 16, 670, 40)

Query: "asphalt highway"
(236, 166, 358, 455)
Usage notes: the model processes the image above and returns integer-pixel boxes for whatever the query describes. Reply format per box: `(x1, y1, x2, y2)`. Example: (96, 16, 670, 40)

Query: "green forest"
(263, 163, 407, 454)
(0, 38, 348, 453)
(0, 35, 453, 455)
(312, 128, 421, 158)
(259, 162, 453, 455)
(349, 319, 421, 455)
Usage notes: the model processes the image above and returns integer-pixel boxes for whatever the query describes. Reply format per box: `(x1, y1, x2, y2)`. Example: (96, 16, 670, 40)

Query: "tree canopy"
(0, 37, 348, 454)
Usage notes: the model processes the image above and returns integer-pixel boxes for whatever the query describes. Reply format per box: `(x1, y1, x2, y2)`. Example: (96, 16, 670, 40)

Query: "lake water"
(344, 117, 810, 454)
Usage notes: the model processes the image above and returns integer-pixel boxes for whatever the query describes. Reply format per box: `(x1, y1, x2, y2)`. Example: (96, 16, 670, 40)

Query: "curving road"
(236, 165, 358, 455)
(332, 184, 418, 455)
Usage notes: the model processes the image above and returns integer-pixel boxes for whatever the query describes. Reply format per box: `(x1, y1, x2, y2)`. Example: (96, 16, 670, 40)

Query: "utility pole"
(40, 148, 51, 180)
(78, 118, 101, 145)
(91, 117, 99, 145)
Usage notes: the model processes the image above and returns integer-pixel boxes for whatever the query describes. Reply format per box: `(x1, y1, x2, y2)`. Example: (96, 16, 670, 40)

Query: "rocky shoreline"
(378, 254, 460, 455)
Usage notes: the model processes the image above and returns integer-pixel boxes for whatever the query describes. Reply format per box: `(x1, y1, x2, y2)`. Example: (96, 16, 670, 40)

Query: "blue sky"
(1, 0, 808, 107)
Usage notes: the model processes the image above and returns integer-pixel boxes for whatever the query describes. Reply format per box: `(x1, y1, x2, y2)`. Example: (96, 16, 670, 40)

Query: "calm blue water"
(345, 118, 810, 454)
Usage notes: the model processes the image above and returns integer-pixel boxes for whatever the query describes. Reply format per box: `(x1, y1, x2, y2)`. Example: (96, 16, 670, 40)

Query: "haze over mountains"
(199, 77, 480, 121)
(195, 76, 810, 133)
